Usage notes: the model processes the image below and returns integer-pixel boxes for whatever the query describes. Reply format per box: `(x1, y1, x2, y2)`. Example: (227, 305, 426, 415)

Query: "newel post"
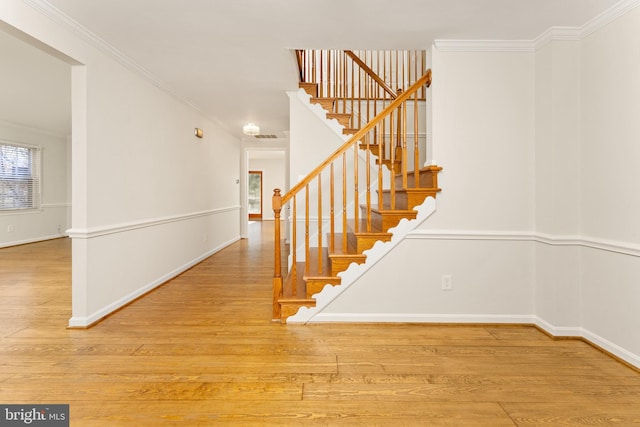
(272, 188, 283, 321)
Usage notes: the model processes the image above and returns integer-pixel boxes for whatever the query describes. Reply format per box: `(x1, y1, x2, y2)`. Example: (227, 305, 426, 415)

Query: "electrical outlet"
(441, 275, 452, 291)
(7, 225, 14, 233)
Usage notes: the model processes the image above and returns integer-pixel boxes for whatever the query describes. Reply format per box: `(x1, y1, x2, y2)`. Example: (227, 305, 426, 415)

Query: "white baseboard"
(68, 236, 240, 328)
(535, 316, 640, 368)
(533, 317, 582, 337)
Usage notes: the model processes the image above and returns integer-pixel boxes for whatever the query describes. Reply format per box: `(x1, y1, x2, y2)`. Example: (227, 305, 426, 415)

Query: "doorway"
(248, 170, 262, 220)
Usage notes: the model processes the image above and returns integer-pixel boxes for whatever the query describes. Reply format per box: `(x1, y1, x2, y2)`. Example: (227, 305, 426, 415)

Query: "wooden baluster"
(272, 189, 283, 320)
(414, 89, 420, 188)
(401, 50, 405, 91)
(366, 51, 371, 123)
(381, 105, 386, 161)
(415, 50, 420, 85)
(342, 52, 347, 114)
(330, 163, 335, 252)
(292, 194, 297, 292)
(383, 50, 388, 100)
(353, 142, 359, 233)
(395, 89, 406, 189)
(328, 50, 333, 101)
(422, 50, 427, 98)
(366, 132, 372, 232)
(379, 50, 382, 99)
(319, 50, 324, 98)
(305, 184, 310, 279)
(377, 124, 383, 210)
(295, 50, 302, 82)
(350, 55, 355, 123)
(342, 152, 347, 253)
(396, 88, 403, 150)
(358, 67, 362, 129)
(311, 50, 317, 85)
(317, 173, 322, 274)
(395, 51, 399, 93)
(407, 51, 412, 87)
(390, 109, 396, 210)
(402, 98, 408, 190)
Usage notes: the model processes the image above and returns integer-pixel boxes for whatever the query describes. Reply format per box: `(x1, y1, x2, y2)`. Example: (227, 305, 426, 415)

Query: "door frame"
(248, 170, 263, 220)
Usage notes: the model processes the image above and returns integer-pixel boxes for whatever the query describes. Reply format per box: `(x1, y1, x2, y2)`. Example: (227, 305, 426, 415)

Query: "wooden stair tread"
(366, 205, 418, 215)
(300, 247, 332, 277)
(380, 187, 441, 194)
(282, 263, 310, 299)
(310, 97, 335, 111)
(347, 219, 386, 235)
(299, 82, 318, 97)
(326, 113, 352, 127)
(327, 232, 358, 255)
(394, 165, 443, 188)
(343, 128, 359, 135)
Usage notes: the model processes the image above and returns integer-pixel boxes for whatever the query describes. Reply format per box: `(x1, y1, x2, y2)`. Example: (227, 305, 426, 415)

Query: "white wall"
(426, 49, 535, 232)
(0, 122, 70, 247)
(315, 48, 537, 322)
(533, 40, 582, 329)
(1, 1, 242, 326)
(579, 6, 640, 360)
(288, 90, 347, 184)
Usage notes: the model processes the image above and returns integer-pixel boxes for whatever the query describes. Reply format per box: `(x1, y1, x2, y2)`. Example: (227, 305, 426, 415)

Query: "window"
(0, 142, 41, 211)
(248, 171, 262, 220)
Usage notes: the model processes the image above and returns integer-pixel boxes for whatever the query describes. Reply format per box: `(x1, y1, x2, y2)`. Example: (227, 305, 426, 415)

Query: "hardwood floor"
(1, 222, 639, 426)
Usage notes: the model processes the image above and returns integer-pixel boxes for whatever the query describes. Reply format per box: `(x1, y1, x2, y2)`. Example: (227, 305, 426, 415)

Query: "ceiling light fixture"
(243, 123, 260, 136)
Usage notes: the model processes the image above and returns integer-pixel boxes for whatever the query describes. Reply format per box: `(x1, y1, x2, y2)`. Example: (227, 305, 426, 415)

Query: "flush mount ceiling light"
(243, 123, 260, 136)
(194, 128, 203, 138)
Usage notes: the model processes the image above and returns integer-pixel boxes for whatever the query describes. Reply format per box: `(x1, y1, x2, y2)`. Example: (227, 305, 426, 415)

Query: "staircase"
(272, 49, 442, 323)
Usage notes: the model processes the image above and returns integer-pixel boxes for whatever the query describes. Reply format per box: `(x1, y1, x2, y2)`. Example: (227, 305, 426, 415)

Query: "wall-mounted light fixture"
(243, 123, 259, 136)
(194, 128, 204, 138)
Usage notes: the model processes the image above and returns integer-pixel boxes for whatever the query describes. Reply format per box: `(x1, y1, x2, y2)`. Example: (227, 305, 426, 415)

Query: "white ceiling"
(2, 0, 622, 139)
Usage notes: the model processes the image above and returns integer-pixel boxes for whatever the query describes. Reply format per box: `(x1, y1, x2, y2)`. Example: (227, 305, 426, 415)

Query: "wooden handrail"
(280, 69, 431, 206)
(345, 50, 397, 99)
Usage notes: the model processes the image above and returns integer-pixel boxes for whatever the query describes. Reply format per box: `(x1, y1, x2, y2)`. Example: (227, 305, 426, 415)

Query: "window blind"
(0, 142, 41, 210)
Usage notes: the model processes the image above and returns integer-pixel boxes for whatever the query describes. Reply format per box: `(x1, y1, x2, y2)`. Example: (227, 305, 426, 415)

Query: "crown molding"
(581, 0, 640, 39)
(435, 0, 640, 53)
(533, 27, 581, 51)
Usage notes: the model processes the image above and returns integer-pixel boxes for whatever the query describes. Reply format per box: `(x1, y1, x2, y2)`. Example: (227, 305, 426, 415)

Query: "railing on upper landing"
(272, 56, 432, 319)
(296, 49, 427, 126)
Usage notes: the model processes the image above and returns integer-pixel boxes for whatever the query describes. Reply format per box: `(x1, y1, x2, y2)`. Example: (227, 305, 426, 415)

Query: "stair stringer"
(287, 196, 437, 324)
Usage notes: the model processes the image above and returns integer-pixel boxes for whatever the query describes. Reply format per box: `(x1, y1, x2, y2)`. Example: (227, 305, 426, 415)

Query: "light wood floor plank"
(1, 222, 639, 425)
